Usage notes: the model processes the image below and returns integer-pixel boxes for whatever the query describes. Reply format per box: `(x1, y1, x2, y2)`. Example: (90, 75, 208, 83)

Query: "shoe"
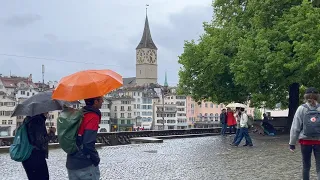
(243, 144, 249, 146)
(244, 144, 253, 147)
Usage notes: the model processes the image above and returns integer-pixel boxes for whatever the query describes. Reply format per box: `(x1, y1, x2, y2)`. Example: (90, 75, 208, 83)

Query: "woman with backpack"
(289, 87, 320, 180)
(22, 113, 50, 180)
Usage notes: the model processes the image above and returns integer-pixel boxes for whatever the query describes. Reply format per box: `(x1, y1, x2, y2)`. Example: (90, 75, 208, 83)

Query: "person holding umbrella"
(11, 91, 72, 180)
(52, 69, 123, 180)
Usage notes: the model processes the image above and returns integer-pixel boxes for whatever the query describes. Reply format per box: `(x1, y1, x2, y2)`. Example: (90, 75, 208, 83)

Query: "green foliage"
(178, 0, 320, 108)
(254, 109, 263, 119)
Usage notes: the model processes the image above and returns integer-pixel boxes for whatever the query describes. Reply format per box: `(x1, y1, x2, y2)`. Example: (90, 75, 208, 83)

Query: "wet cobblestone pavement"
(0, 134, 315, 180)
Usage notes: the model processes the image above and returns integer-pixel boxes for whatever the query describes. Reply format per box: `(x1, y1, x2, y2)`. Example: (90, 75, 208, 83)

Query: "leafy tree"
(254, 109, 263, 120)
(178, 0, 320, 129)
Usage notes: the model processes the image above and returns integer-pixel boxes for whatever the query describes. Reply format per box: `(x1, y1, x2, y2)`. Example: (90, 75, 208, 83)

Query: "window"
(120, 106, 124, 111)
(205, 103, 208, 108)
(120, 113, 124, 118)
(128, 113, 132, 118)
(128, 106, 132, 111)
(216, 104, 218, 108)
(215, 113, 219, 121)
(8, 120, 13, 124)
(114, 106, 117, 111)
(220, 104, 223, 108)
(121, 120, 125, 124)
(127, 120, 131, 124)
(137, 104, 140, 109)
(27, 92, 29, 96)
(210, 103, 213, 108)
(21, 91, 25, 95)
(2, 120, 7, 124)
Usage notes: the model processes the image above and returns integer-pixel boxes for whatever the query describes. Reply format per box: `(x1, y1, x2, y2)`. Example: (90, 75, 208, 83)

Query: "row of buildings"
(0, 11, 256, 136)
(0, 74, 254, 136)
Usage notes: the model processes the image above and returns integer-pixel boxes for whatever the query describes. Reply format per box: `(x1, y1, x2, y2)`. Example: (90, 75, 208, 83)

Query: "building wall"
(0, 95, 17, 136)
(186, 96, 256, 127)
(110, 98, 135, 131)
(135, 48, 157, 85)
(100, 100, 111, 132)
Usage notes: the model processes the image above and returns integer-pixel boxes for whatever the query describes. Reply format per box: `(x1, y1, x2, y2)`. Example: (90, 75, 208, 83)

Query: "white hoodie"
(240, 112, 248, 128)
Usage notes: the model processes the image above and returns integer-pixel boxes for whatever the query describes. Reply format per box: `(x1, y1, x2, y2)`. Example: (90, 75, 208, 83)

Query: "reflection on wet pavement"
(0, 134, 313, 180)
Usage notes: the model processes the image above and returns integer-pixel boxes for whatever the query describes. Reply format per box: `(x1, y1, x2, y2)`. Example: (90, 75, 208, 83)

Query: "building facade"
(109, 96, 135, 132)
(186, 97, 255, 128)
(0, 92, 17, 136)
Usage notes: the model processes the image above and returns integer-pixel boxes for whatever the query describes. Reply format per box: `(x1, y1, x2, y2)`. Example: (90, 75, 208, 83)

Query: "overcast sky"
(0, 0, 212, 86)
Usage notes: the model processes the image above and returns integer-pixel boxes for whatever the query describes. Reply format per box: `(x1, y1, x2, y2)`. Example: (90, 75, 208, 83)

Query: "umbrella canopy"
(11, 91, 76, 117)
(226, 103, 247, 108)
(52, 69, 123, 101)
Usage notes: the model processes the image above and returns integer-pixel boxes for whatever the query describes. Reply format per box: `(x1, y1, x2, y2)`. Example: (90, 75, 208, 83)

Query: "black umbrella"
(11, 91, 78, 117)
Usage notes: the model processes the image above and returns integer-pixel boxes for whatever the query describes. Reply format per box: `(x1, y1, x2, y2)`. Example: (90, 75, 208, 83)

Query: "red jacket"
(227, 112, 237, 126)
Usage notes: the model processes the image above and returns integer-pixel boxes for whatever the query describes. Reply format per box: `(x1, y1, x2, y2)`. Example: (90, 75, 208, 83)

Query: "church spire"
(164, 71, 168, 87)
(136, 5, 157, 50)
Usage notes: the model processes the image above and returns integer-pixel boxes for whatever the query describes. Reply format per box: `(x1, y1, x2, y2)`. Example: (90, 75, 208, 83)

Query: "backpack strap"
(302, 104, 311, 111)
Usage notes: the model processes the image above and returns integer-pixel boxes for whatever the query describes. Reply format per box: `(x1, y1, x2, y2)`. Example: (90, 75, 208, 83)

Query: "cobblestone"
(0, 134, 315, 180)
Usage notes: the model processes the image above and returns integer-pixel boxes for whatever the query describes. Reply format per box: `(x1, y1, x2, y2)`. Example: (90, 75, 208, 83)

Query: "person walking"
(232, 108, 253, 147)
(66, 97, 103, 180)
(22, 113, 50, 180)
(289, 87, 320, 180)
(220, 109, 227, 136)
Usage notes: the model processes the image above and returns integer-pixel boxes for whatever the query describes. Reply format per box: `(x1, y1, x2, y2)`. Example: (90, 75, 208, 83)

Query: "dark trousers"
(221, 123, 227, 135)
(22, 150, 49, 180)
(234, 128, 253, 146)
(229, 125, 236, 134)
(301, 144, 320, 180)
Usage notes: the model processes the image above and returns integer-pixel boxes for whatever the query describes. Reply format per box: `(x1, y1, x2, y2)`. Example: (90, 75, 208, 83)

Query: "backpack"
(57, 108, 84, 154)
(302, 104, 320, 137)
(9, 117, 34, 162)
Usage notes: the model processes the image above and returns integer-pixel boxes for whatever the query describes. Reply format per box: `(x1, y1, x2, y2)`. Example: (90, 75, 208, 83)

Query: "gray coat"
(289, 103, 320, 145)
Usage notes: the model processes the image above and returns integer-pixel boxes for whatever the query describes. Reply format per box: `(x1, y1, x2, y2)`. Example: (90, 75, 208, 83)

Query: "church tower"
(136, 10, 158, 86)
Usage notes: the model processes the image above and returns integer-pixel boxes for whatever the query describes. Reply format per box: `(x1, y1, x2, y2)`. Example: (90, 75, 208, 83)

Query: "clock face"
(146, 50, 157, 64)
(136, 50, 145, 64)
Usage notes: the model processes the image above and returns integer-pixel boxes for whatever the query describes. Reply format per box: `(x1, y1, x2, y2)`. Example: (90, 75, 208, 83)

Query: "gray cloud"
(4, 14, 41, 27)
(0, 1, 212, 86)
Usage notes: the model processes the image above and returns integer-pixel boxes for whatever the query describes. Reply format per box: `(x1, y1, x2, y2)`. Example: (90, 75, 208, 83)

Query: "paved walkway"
(0, 134, 314, 180)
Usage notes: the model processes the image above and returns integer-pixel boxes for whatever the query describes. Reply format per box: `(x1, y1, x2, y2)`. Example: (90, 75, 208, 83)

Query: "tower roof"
(164, 71, 168, 87)
(136, 15, 157, 50)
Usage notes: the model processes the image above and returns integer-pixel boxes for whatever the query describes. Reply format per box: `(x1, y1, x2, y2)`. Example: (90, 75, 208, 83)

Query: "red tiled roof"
(0, 77, 38, 88)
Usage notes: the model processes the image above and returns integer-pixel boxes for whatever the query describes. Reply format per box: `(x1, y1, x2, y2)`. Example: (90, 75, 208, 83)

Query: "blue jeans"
(67, 165, 100, 180)
(234, 128, 253, 146)
(221, 123, 227, 135)
(232, 128, 240, 144)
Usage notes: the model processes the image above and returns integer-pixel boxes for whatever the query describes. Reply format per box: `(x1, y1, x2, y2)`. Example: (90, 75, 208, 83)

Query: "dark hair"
(240, 108, 245, 112)
(84, 97, 100, 106)
(222, 108, 226, 111)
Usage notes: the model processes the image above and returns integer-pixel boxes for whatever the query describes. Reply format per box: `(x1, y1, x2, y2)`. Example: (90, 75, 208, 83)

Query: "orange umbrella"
(52, 69, 123, 101)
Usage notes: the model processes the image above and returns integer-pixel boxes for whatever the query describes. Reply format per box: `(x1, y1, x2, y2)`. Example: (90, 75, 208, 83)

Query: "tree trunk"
(287, 83, 300, 132)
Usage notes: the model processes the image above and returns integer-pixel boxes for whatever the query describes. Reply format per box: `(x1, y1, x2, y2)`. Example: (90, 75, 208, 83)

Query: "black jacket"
(26, 114, 49, 158)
